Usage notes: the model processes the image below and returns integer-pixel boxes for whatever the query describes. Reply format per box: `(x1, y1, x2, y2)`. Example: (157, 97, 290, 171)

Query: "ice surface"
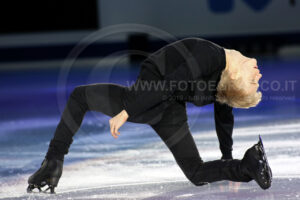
(1, 120, 300, 199)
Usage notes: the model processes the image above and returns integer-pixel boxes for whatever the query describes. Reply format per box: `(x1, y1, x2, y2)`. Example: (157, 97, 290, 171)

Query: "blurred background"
(0, 0, 300, 199)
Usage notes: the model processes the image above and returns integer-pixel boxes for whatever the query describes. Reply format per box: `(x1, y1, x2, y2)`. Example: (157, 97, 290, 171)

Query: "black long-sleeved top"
(122, 38, 233, 157)
(123, 37, 228, 114)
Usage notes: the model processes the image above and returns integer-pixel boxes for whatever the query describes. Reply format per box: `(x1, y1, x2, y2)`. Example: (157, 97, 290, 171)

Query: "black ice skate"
(27, 159, 63, 194)
(241, 135, 272, 190)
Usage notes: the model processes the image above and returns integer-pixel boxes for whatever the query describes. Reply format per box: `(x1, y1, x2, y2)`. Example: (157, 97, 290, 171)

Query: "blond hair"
(216, 69, 262, 108)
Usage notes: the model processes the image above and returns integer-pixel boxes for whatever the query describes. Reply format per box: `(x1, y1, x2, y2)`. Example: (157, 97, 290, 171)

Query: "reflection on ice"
(4, 179, 300, 200)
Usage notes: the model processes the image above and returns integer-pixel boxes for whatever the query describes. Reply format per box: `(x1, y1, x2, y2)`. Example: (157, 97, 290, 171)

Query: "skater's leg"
(28, 83, 127, 193)
(46, 83, 126, 160)
(151, 101, 252, 185)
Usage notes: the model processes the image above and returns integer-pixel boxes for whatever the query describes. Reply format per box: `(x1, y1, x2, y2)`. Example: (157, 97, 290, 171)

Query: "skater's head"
(216, 49, 262, 108)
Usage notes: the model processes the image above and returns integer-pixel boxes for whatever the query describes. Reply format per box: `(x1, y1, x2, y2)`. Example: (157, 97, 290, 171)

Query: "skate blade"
(27, 184, 56, 194)
(258, 135, 273, 181)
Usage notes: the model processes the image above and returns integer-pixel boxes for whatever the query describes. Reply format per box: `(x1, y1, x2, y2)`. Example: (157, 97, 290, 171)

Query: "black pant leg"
(150, 101, 204, 184)
(151, 101, 251, 185)
(46, 83, 126, 160)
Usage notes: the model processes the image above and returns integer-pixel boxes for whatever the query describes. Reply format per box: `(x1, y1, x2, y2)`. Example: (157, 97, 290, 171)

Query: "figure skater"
(27, 38, 272, 193)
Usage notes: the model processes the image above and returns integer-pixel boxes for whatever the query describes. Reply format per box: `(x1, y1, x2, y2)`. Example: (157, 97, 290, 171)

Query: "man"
(27, 38, 271, 194)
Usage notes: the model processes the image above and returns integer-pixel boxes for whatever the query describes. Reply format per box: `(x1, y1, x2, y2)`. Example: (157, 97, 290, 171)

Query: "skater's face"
(239, 56, 262, 94)
(226, 50, 262, 95)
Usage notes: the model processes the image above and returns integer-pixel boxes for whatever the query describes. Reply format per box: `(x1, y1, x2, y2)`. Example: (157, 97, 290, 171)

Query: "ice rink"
(0, 58, 299, 199)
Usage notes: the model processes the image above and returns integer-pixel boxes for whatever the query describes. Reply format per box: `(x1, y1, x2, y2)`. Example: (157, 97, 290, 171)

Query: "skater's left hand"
(109, 110, 129, 139)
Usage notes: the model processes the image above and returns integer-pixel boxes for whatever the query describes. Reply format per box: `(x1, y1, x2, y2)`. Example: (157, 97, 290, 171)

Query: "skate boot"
(241, 135, 272, 190)
(27, 159, 63, 194)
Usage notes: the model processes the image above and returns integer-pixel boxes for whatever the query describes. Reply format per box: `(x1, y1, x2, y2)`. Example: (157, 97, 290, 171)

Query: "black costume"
(46, 38, 252, 186)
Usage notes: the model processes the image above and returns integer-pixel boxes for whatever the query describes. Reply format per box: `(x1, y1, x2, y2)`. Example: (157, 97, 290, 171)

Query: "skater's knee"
(187, 171, 208, 186)
(70, 86, 86, 101)
(176, 159, 206, 186)
(190, 180, 208, 186)
(70, 86, 88, 110)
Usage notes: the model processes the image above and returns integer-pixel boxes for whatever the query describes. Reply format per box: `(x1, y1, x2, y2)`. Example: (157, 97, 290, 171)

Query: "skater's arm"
(214, 101, 234, 159)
